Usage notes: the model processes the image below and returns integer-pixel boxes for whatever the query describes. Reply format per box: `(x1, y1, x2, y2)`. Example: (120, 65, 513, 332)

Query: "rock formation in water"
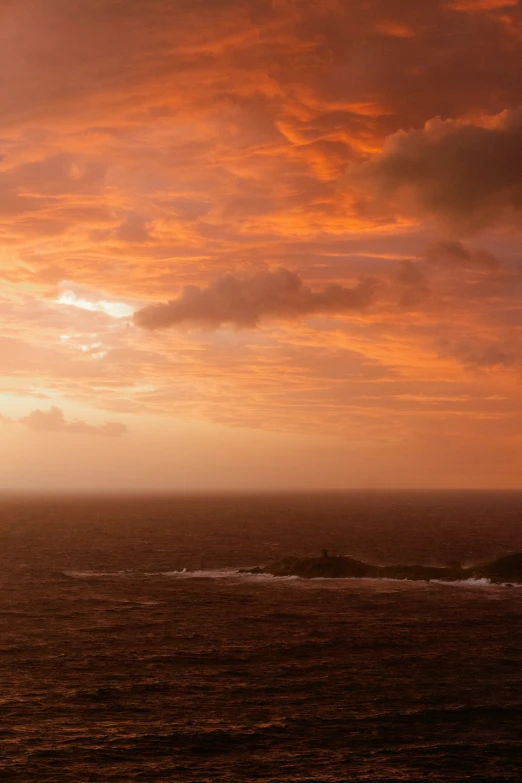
(472, 553, 522, 583)
(243, 552, 522, 583)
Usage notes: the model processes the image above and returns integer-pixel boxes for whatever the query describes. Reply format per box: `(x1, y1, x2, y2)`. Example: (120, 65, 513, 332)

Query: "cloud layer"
(2, 0, 522, 486)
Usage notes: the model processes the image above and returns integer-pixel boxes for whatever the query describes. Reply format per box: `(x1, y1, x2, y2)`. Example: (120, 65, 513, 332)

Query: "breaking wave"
(62, 568, 299, 581)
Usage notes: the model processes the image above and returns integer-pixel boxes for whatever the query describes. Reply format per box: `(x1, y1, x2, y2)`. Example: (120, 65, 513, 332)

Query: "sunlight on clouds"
(57, 290, 135, 319)
(2, 0, 522, 487)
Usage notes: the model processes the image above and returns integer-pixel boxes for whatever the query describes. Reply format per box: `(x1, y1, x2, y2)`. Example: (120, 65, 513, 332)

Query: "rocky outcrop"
(470, 553, 522, 583)
(247, 555, 376, 579)
(243, 552, 522, 583)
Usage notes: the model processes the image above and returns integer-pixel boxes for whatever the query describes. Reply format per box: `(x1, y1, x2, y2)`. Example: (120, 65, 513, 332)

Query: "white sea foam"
(160, 568, 241, 579)
(62, 569, 520, 587)
(242, 573, 300, 581)
(160, 569, 300, 581)
(431, 577, 522, 588)
(311, 576, 520, 588)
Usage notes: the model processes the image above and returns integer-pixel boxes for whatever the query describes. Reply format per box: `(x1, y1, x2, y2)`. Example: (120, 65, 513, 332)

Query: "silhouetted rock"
(448, 560, 463, 571)
(471, 553, 522, 583)
(265, 555, 376, 579)
(244, 551, 522, 583)
(378, 564, 470, 581)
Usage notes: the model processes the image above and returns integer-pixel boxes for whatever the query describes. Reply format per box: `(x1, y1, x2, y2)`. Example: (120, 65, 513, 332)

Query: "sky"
(2, 0, 522, 490)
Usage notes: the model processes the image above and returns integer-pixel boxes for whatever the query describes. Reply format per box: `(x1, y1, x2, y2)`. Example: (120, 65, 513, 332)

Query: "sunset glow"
(2, 0, 522, 489)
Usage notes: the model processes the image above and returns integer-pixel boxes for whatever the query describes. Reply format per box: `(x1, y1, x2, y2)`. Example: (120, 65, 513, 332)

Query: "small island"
(242, 551, 522, 584)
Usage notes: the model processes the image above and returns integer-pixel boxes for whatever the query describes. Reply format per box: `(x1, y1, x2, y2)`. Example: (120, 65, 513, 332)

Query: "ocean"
(1, 491, 522, 782)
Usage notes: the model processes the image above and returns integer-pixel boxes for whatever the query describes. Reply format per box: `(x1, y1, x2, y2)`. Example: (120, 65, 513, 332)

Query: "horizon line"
(1, 487, 522, 497)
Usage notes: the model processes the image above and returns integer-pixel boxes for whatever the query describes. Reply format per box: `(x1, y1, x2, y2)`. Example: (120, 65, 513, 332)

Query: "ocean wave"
(306, 575, 522, 588)
(160, 569, 299, 581)
(159, 568, 241, 579)
(62, 568, 301, 581)
(430, 577, 522, 588)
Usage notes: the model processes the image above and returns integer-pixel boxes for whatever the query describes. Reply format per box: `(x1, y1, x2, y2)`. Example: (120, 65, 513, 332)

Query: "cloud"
(113, 214, 151, 244)
(424, 240, 500, 268)
(133, 268, 378, 330)
(2, 0, 522, 306)
(444, 338, 520, 369)
(349, 109, 522, 232)
(394, 259, 430, 306)
(3, 0, 522, 488)
(20, 406, 127, 437)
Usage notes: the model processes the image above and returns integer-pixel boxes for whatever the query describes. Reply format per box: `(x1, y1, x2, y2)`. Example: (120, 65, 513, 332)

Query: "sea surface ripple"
(1, 491, 522, 781)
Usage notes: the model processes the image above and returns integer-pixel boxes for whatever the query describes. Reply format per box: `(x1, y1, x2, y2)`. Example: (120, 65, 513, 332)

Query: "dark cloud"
(20, 406, 127, 436)
(134, 268, 378, 329)
(114, 214, 151, 243)
(425, 240, 500, 267)
(394, 260, 430, 306)
(444, 338, 520, 369)
(349, 110, 522, 232)
(396, 259, 428, 287)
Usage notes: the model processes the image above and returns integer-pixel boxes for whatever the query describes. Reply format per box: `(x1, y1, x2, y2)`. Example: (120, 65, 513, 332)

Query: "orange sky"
(2, 0, 522, 490)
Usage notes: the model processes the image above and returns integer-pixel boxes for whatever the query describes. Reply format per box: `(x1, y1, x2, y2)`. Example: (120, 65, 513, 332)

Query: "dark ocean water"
(1, 491, 522, 782)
